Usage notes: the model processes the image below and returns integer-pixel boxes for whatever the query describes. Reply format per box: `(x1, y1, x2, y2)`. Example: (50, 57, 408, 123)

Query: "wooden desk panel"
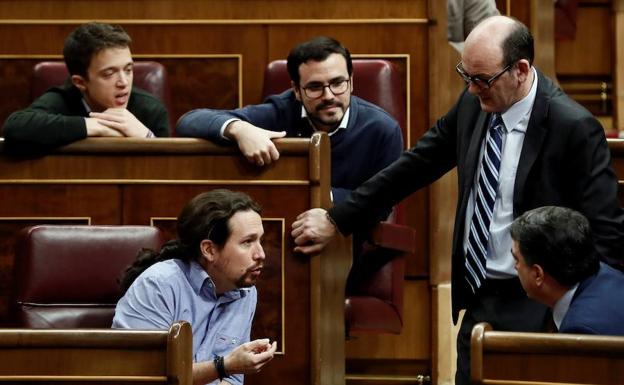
(0, 134, 350, 385)
(0, 321, 192, 384)
(471, 322, 624, 385)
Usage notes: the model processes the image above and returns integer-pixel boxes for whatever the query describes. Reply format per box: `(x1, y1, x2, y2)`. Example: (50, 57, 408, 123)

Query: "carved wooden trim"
(0, 18, 429, 25)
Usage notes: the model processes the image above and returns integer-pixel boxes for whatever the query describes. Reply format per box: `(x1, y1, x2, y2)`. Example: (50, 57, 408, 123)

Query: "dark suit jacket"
(329, 69, 624, 322)
(559, 263, 624, 335)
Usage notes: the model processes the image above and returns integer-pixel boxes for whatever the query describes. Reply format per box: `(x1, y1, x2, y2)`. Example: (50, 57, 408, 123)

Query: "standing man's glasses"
(455, 62, 512, 89)
(301, 78, 350, 99)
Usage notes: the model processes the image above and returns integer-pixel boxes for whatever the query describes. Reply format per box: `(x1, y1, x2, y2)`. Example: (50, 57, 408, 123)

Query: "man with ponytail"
(113, 189, 277, 385)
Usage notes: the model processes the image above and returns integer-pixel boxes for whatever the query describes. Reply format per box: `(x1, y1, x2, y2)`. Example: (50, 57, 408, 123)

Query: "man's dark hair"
(510, 206, 599, 286)
(501, 19, 534, 66)
(119, 189, 261, 292)
(286, 36, 353, 86)
(63, 22, 131, 78)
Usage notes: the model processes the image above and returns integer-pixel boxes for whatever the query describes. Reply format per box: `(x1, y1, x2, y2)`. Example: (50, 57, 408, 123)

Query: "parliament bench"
(471, 322, 624, 385)
(0, 321, 192, 384)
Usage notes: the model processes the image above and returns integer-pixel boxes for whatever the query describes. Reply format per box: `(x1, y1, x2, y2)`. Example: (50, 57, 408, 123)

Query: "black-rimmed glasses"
(455, 62, 512, 89)
(301, 78, 350, 99)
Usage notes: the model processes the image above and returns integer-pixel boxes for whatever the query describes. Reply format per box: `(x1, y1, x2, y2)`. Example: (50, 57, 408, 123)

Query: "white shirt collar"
(552, 282, 579, 329)
(81, 98, 92, 114)
(301, 105, 350, 137)
(500, 66, 538, 133)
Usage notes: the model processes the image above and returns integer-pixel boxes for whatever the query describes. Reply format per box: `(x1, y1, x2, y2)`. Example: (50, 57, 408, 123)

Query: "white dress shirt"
(553, 283, 579, 330)
(463, 67, 539, 278)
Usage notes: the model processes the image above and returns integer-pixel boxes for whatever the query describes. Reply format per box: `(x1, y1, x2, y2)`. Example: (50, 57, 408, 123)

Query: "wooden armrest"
(370, 221, 416, 254)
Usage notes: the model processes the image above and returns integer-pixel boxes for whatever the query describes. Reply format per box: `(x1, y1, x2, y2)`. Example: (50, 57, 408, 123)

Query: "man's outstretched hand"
(291, 208, 337, 255)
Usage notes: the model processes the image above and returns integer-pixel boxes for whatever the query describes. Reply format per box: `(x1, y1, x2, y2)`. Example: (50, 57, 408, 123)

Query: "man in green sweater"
(3, 22, 169, 150)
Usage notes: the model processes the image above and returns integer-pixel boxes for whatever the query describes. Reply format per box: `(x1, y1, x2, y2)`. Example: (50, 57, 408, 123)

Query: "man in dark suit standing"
(291, 15, 624, 385)
(511, 206, 624, 335)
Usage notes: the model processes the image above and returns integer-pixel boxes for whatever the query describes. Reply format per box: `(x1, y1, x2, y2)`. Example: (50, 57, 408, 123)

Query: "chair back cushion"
(345, 242, 405, 333)
(31, 61, 174, 129)
(261, 59, 406, 130)
(11, 225, 166, 328)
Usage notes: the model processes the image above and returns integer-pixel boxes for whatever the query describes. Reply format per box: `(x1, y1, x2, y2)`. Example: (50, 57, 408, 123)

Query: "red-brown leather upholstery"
(344, 219, 414, 334)
(30, 61, 174, 130)
(10, 225, 167, 328)
(262, 59, 414, 334)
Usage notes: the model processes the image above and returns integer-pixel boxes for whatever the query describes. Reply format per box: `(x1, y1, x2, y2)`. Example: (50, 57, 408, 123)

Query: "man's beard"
(235, 264, 263, 288)
(306, 101, 345, 131)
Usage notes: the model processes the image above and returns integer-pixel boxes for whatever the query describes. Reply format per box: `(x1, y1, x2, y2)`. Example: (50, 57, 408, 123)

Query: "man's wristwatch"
(213, 355, 228, 381)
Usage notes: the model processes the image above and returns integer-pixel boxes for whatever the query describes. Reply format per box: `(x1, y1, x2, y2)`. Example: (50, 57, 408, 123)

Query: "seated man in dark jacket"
(510, 206, 624, 335)
(3, 22, 169, 150)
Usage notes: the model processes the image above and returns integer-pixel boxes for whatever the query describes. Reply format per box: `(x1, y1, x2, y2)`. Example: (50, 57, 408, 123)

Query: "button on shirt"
(463, 67, 539, 278)
(112, 258, 256, 385)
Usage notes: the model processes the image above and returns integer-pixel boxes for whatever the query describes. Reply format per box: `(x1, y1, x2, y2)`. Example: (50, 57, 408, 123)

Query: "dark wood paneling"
(556, 4, 613, 76)
(497, 0, 532, 25)
(0, 60, 36, 134)
(148, 57, 240, 122)
(0, 0, 427, 19)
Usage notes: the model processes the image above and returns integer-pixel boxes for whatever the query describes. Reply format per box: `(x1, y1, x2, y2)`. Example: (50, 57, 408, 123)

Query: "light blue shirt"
(463, 67, 539, 278)
(112, 259, 256, 385)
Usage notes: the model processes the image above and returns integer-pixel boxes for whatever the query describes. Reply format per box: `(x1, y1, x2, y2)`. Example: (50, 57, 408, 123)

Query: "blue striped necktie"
(465, 114, 504, 293)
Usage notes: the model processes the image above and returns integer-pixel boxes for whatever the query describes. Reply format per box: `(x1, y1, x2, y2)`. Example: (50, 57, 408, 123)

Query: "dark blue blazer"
(559, 263, 624, 335)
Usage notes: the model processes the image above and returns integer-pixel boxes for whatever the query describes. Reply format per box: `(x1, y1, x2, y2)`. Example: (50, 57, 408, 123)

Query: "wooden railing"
(471, 322, 624, 385)
(0, 321, 192, 384)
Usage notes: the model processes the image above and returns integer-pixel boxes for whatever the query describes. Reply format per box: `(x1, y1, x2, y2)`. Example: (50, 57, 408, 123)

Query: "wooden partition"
(471, 322, 624, 385)
(0, 133, 351, 385)
(0, 3, 432, 381)
(0, 321, 192, 384)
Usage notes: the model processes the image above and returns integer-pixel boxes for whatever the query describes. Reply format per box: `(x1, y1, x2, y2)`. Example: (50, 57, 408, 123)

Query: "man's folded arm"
(4, 108, 87, 149)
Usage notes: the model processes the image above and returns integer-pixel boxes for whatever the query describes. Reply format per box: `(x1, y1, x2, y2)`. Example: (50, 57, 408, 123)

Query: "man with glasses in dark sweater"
(177, 36, 403, 205)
